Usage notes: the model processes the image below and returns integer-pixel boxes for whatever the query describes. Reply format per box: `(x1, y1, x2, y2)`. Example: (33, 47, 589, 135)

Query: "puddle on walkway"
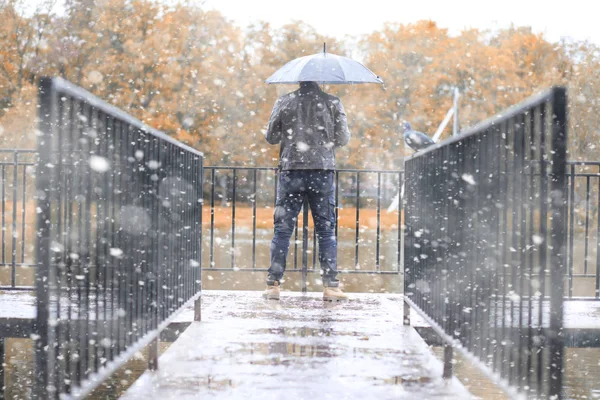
(120, 292, 469, 400)
(3, 291, 599, 399)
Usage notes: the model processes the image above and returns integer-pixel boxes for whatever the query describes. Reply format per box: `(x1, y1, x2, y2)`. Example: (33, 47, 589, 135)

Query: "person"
(263, 81, 350, 302)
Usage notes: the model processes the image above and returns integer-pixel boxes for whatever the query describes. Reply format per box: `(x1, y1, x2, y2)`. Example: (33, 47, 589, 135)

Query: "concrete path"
(121, 291, 470, 400)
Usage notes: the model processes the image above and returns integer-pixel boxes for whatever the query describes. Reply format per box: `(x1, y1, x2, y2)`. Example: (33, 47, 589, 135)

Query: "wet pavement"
(121, 291, 470, 400)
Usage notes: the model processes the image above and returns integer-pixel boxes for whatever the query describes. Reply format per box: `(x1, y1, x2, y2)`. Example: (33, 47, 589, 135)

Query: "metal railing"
(3, 152, 600, 296)
(403, 87, 568, 398)
(566, 161, 600, 298)
(0, 149, 36, 289)
(33, 77, 203, 399)
(202, 166, 403, 291)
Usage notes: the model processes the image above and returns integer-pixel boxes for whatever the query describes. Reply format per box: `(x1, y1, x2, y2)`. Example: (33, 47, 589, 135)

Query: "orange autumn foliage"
(0, 0, 596, 170)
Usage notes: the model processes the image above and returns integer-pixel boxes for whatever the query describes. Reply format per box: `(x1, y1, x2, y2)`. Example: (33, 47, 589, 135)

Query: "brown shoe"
(263, 282, 280, 300)
(323, 287, 349, 302)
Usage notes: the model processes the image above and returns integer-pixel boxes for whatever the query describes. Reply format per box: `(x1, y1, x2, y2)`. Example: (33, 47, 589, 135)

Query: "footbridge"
(0, 78, 598, 399)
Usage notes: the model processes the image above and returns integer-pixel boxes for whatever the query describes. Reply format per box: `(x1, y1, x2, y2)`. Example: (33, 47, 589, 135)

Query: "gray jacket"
(265, 82, 350, 170)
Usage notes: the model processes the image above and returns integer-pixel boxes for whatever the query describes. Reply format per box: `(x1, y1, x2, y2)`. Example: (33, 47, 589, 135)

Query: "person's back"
(263, 81, 350, 302)
(265, 81, 350, 170)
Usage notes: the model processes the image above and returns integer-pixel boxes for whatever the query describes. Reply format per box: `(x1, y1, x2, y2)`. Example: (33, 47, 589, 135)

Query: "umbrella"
(265, 43, 383, 85)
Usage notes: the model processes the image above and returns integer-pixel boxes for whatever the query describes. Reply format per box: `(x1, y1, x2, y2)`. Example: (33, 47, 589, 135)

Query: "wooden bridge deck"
(120, 291, 469, 400)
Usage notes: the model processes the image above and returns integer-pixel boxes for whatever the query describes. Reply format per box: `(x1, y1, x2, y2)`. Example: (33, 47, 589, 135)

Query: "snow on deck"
(0, 290, 36, 319)
(121, 291, 470, 400)
(0, 290, 598, 330)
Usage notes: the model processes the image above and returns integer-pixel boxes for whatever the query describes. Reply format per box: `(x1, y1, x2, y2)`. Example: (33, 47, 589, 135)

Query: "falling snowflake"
(89, 155, 110, 173)
(461, 173, 476, 185)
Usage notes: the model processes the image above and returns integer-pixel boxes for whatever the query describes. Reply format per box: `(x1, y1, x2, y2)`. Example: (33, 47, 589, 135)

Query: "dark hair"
(299, 81, 318, 88)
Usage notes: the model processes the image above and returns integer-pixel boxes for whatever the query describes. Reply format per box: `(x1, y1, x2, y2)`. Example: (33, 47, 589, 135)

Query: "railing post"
(302, 196, 309, 294)
(33, 77, 57, 400)
(443, 344, 453, 379)
(147, 338, 159, 371)
(403, 300, 410, 325)
(549, 87, 567, 399)
(11, 151, 18, 288)
(0, 337, 4, 399)
(194, 296, 202, 322)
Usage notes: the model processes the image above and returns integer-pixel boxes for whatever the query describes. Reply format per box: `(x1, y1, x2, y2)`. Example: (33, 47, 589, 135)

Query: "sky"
(200, 0, 592, 44)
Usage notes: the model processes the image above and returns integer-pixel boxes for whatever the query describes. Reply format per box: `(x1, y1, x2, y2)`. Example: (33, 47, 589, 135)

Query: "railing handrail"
(407, 86, 561, 160)
(45, 77, 203, 159)
(204, 166, 404, 174)
(0, 149, 36, 153)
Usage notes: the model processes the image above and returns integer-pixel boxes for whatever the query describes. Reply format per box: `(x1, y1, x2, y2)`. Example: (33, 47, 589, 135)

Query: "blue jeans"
(267, 170, 339, 288)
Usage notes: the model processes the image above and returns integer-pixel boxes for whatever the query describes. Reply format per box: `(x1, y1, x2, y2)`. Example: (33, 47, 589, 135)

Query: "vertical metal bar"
(517, 115, 527, 390)
(376, 172, 381, 271)
(20, 160, 27, 264)
(148, 338, 159, 371)
(92, 109, 102, 374)
(403, 300, 410, 325)
(335, 171, 339, 239)
(294, 208, 299, 270)
(500, 120, 509, 375)
(1, 165, 5, 265)
(568, 165, 575, 298)
(210, 168, 215, 268)
(194, 296, 202, 321)
(114, 120, 124, 356)
(584, 176, 591, 274)
(509, 118, 519, 385)
(302, 197, 309, 294)
(82, 103, 94, 379)
(398, 172, 402, 272)
(126, 125, 135, 348)
(597, 176, 600, 298)
(252, 169, 257, 269)
(537, 104, 547, 394)
(53, 99, 66, 394)
(355, 172, 360, 269)
(73, 101, 85, 383)
(526, 108, 536, 390)
(231, 169, 236, 269)
(313, 220, 317, 271)
(103, 114, 114, 363)
(198, 155, 204, 294)
(440, 147, 450, 335)
(33, 77, 57, 400)
(548, 87, 567, 400)
(443, 344, 453, 379)
(485, 125, 498, 374)
(0, 337, 4, 399)
(11, 152, 18, 287)
(473, 132, 484, 361)
(64, 97, 77, 393)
